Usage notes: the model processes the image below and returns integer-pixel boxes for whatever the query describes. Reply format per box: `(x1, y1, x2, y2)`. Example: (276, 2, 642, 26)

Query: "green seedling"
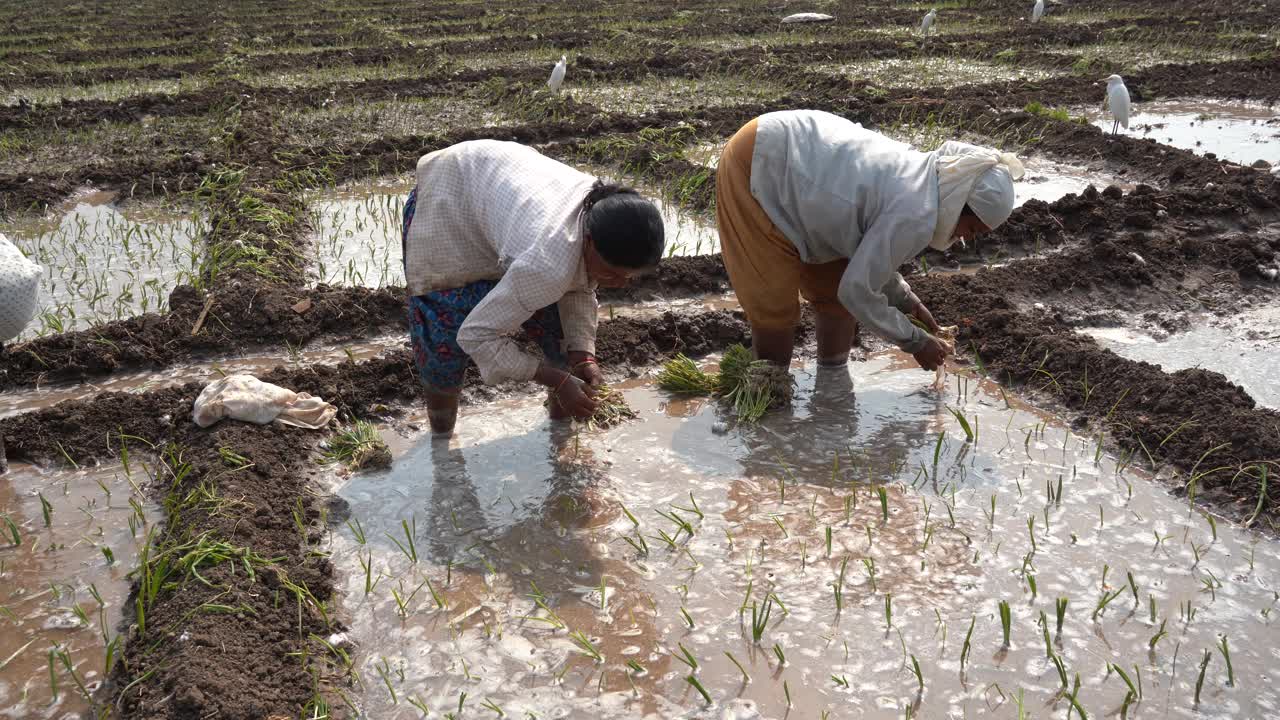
(750, 595, 775, 644)
(772, 642, 786, 665)
(910, 654, 924, 692)
(39, 493, 53, 527)
(725, 651, 750, 683)
(878, 486, 889, 523)
(671, 643, 698, 671)
(657, 354, 719, 395)
(569, 630, 603, 663)
(947, 406, 975, 442)
(1195, 649, 1212, 706)
(960, 616, 976, 670)
(998, 600, 1012, 648)
(387, 517, 418, 564)
(1218, 636, 1234, 686)
(686, 674, 712, 705)
(2, 515, 19, 546)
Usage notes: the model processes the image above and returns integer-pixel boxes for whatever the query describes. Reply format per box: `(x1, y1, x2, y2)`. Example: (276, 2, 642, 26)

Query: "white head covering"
(930, 141, 1025, 250)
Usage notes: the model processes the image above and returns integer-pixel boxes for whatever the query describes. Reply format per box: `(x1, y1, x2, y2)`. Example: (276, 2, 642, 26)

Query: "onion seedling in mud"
(959, 616, 976, 670)
(686, 674, 712, 705)
(998, 600, 1012, 648)
(1218, 636, 1234, 687)
(570, 630, 604, 662)
(1195, 648, 1212, 706)
(725, 651, 751, 683)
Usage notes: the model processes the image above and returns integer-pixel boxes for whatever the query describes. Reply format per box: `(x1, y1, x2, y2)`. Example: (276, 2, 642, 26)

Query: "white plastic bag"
(781, 12, 835, 24)
(0, 233, 41, 343)
(193, 374, 337, 429)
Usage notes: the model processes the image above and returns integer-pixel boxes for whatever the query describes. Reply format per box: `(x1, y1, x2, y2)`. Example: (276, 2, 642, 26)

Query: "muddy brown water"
(1083, 99, 1280, 168)
(1080, 304, 1280, 410)
(328, 351, 1280, 719)
(0, 462, 157, 718)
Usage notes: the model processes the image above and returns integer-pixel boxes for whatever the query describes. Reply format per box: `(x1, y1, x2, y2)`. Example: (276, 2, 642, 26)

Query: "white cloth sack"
(781, 13, 834, 23)
(193, 374, 337, 429)
(0, 233, 41, 343)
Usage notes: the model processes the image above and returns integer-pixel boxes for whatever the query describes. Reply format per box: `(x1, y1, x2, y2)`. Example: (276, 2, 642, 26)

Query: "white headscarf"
(930, 141, 1025, 250)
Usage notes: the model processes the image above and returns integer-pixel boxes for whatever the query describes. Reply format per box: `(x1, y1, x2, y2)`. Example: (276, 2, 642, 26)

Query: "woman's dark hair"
(582, 180, 665, 269)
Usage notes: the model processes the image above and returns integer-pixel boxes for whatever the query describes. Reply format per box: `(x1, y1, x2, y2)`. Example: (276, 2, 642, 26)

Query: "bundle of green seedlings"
(657, 345, 793, 422)
(322, 420, 392, 471)
(584, 385, 638, 430)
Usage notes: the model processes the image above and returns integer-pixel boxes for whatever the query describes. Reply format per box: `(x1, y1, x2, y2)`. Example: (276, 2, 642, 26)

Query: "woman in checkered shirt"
(402, 140, 665, 436)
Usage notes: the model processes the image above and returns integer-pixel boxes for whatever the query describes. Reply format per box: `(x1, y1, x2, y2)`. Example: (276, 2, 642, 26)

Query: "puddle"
(1082, 99, 1280, 167)
(0, 191, 203, 340)
(654, 199, 719, 258)
(0, 336, 403, 420)
(1080, 305, 1280, 410)
(307, 179, 412, 288)
(0, 462, 157, 718)
(329, 352, 1280, 718)
(598, 293, 740, 322)
(823, 57, 1059, 89)
(1016, 155, 1136, 207)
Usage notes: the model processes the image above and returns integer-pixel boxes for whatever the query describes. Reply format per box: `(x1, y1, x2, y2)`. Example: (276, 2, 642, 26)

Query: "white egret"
(1032, 0, 1045, 22)
(1104, 74, 1130, 135)
(548, 55, 567, 93)
(920, 9, 936, 36)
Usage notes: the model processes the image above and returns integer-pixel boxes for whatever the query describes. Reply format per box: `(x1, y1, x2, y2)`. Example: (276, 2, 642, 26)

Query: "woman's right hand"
(554, 373, 599, 418)
(912, 334, 952, 371)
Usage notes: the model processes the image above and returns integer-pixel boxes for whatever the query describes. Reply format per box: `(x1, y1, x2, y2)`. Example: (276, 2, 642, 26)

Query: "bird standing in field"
(548, 55, 567, 93)
(920, 9, 936, 36)
(1104, 74, 1130, 135)
(1032, 0, 1045, 22)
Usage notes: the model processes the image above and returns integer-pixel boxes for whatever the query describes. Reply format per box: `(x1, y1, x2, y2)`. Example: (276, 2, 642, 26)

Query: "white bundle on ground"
(781, 13, 835, 24)
(0, 233, 41, 343)
(193, 374, 337, 429)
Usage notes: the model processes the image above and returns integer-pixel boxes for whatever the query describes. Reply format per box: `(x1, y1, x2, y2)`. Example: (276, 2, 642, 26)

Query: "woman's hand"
(569, 352, 604, 387)
(909, 301, 942, 334)
(555, 374, 599, 418)
(912, 334, 952, 371)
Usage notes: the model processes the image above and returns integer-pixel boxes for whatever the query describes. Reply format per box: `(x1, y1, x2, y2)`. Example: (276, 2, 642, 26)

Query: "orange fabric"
(716, 118, 852, 330)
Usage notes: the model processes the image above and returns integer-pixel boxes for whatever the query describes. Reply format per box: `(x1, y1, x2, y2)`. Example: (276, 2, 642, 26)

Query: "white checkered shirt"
(405, 140, 599, 385)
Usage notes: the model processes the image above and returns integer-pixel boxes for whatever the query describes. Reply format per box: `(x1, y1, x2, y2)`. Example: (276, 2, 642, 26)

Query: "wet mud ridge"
(2, 0, 1280, 716)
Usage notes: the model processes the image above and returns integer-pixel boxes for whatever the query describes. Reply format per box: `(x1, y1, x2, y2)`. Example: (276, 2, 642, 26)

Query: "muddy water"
(654, 199, 719, 257)
(1084, 99, 1280, 167)
(330, 352, 1280, 719)
(0, 462, 157, 718)
(307, 179, 412, 289)
(1017, 156, 1135, 207)
(1081, 304, 1280, 410)
(0, 336, 403, 419)
(0, 190, 202, 341)
(599, 293, 740, 322)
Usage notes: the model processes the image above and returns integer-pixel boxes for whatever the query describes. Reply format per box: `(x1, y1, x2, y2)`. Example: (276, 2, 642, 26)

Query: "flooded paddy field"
(331, 355, 1280, 718)
(1, 0, 1278, 716)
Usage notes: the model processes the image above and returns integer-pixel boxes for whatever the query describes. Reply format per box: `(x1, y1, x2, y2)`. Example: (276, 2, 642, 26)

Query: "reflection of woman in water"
(717, 109, 1024, 373)
(401, 140, 665, 436)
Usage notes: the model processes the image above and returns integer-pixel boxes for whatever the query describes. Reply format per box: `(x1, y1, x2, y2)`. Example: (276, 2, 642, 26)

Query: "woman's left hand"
(910, 302, 942, 334)
(569, 353, 604, 387)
